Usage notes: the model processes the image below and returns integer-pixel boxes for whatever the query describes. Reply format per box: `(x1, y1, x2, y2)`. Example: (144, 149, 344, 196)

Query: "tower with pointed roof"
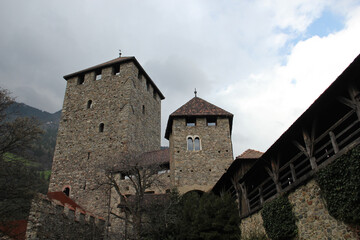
(49, 57, 164, 217)
(165, 96, 234, 193)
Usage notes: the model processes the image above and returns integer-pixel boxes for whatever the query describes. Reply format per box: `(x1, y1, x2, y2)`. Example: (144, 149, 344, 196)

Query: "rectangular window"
(77, 75, 85, 85)
(146, 81, 150, 91)
(113, 64, 120, 75)
(207, 117, 217, 126)
(186, 118, 196, 126)
(95, 69, 102, 80)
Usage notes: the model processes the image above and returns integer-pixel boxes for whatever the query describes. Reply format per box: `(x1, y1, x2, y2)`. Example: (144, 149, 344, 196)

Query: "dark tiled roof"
(165, 97, 233, 139)
(171, 97, 233, 117)
(112, 149, 170, 172)
(63, 56, 165, 99)
(236, 149, 263, 159)
(140, 148, 170, 166)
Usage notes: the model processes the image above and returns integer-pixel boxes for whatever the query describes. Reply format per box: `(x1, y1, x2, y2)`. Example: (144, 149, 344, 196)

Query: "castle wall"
(49, 60, 161, 217)
(26, 194, 105, 240)
(170, 117, 233, 193)
(240, 179, 357, 239)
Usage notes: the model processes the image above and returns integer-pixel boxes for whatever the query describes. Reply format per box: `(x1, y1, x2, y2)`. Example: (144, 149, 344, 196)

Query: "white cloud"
(0, 0, 360, 157)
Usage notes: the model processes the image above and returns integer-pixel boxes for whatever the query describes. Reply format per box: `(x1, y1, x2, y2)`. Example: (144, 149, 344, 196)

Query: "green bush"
(316, 145, 360, 225)
(178, 192, 241, 240)
(261, 196, 297, 240)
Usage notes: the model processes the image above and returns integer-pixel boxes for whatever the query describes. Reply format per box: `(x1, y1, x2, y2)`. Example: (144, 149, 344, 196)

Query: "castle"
(24, 54, 360, 239)
(47, 56, 235, 236)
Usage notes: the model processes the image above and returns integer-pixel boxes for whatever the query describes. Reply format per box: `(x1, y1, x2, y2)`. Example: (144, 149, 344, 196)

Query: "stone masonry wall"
(170, 117, 233, 193)
(288, 179, 357, 240)
(240, 179, 357, 239)
(240, 211, 267, 239)
(26, 194, 105, 240)
(49, 60, 161, 218)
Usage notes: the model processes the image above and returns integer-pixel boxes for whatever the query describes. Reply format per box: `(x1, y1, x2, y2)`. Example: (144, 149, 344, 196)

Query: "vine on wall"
(261, 196, 297, 240)
(316, 144, 360, 225)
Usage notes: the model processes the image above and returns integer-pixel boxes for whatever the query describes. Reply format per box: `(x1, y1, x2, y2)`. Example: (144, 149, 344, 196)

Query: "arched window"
(187, 137, 193, 151)
(63, 187, 70, 197)
(194, 137, 200, 150)
(87, 100, 92, 109)
(99, 123, 104, 132)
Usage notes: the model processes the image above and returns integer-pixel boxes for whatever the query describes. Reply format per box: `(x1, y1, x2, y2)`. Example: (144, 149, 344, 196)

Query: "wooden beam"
(329, 131, 339, 154)
(348, 86, 360, 120)
(293, 140, 309, 158)
(239, 183, 250, 213)
(338, 96, 355, 109)
(264, 158, 281, 193)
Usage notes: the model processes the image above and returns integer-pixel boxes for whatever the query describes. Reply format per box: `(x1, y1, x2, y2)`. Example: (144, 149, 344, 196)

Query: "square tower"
(49, 57, 164, 217)
(165, 96, 234, 193)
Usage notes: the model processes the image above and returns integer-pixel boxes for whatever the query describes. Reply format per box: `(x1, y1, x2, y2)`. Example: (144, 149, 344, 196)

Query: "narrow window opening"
(99, 123, 104, 132)
(153, 91, 157, 100)
(113, 64, 120, 75)
(146, 81, 150, 91)
(207, 117, 217, 126)
(186, 118, 196, 127)
(95, 69, 102, 80)
(142, 105, 145, 114)
(63, 187, 70, 197)
(87, 152, 91, 160)
(120, 173, 125, 180)
(87, 100, 92, 109)
(194, 137, 200, 151)
(77, 75, 85, 85)
(187, 137, 194, 151)
(138, 70, 142, 80)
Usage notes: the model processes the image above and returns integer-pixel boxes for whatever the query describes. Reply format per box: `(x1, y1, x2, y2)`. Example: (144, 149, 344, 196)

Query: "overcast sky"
(1, 0, 360, 157)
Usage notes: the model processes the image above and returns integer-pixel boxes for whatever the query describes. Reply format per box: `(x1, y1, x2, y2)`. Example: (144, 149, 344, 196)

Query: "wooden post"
(259, 187, 264, 205)
(303, 130, 318, 170)
(265, 158, 281, 193)
(329, 131, 339, 154)
(240, 183, 251, 213)
(290, 163, 297, 182)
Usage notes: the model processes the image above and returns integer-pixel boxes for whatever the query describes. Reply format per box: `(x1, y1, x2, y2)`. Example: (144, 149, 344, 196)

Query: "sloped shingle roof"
(165, 97, 233, 139)
(236, 149, 263, 159)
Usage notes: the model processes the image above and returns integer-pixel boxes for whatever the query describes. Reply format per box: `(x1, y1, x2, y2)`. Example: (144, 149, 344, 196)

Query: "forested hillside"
(5, 102, 61, 170)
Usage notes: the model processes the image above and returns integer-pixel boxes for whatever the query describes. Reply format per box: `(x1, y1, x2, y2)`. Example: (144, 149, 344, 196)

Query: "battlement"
(26, 193, 105, 239)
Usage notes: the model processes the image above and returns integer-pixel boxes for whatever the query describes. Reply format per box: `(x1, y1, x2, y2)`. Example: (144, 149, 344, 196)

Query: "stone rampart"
(240, 179, 357, 239)
(26, 194, 105, 240)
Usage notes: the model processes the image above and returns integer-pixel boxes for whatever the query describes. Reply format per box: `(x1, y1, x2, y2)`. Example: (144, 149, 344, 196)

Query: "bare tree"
(102, 150, 170, 240)
(0, 87, 44, 236)
(0, 87, 43, 157)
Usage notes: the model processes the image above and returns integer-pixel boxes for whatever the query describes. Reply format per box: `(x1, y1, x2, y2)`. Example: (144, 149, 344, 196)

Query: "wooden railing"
(230, 105, 360, 218)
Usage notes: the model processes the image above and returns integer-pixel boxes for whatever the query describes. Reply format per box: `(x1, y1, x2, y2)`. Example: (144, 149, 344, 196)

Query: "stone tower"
(49, 57, 164, 217)
(165, 96, 234, 193)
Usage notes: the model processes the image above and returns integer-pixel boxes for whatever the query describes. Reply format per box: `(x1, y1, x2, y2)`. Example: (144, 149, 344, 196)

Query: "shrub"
(316, 144, 360, 225)
(261, 196, 297, 240)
